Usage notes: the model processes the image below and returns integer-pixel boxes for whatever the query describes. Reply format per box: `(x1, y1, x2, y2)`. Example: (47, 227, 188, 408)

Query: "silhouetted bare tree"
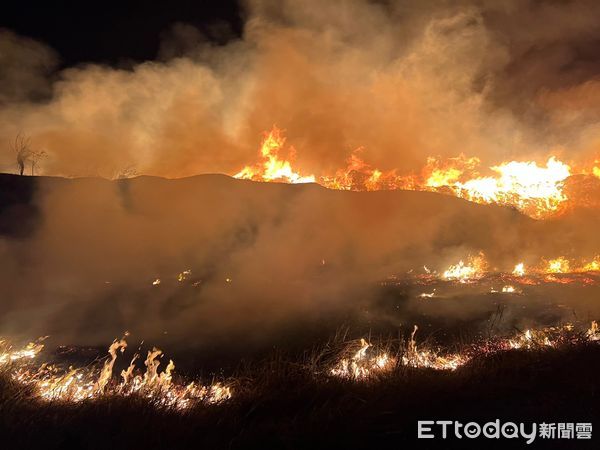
(12, 133, 30, 176)
(29, 148, 47, 176)
(11, 133, 46, 176)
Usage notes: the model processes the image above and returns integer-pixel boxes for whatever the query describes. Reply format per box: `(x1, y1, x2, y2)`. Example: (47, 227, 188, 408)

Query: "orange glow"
(234, 127, 315, 184)
(544, 257, 571, 274)
(442, 253, 487, 283)
(2, 336, 232, 408)
(232, 127, 588, 219)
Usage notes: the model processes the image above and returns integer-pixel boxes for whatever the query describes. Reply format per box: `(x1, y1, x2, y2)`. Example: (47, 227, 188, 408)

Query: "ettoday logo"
(418, 420, 592, 444)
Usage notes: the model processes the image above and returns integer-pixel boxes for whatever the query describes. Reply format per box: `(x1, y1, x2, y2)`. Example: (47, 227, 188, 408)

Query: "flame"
(330, 338, 395, 379)
(3, 336, 232, 409)
(403, 252, 600, 286)
(95, 337, 127, 393)
(331, 321, 599, 381)
(3, 322, 600, 395)
(587, 321, 599, 341)
(452, 158, 571, 218)
(232, 127, 586, 219)
(234, 127, 315, 184)
(442, 253, 487, 283)
(545, 257, 571, 274)
(512, 263, 525, 277)
(580, 256, 600, 272)
(0, 339, 45, 364)
(401, 325, 469, 371)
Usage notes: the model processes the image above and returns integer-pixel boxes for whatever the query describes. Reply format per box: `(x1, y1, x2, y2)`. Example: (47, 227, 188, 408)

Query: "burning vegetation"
(0, 335, 231, 409)
(234, 126, 599, 219)
(2, 321, 599, 409)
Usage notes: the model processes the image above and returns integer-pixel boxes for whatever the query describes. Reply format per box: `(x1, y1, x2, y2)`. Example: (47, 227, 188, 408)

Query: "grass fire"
(2, 1, 600, 449)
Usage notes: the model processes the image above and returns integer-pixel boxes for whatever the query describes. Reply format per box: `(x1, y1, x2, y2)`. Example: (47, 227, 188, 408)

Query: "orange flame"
(232, 127, 595, 219)
(234, 127, 315, 184)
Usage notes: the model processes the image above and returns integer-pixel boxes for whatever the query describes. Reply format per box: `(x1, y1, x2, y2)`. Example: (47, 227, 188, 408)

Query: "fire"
(3, 322, 600, 396)
(580, 257, 600, 272)
(587, 321, 599, 341)
(330, 338, 394, 379)
(331, 322, 600, 381)
(234, 127, 315, 184)
(321, 151, 411, 192)
(3, 336, 232, 409)
(512, 263, 525, 277)
(442, 253, 487, 283)
(402, 251, 600, 286)
(0, 339, 45, 364)
(401, 325, 469, 371)
(232, 127, 588, 219)
(453, 158, 571, 218)
(545, 257, 571, 274)
(330, 326, 470, 379)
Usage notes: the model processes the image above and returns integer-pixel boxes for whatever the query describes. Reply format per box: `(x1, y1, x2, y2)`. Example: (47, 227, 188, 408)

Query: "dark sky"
(0, 0, 243, 67)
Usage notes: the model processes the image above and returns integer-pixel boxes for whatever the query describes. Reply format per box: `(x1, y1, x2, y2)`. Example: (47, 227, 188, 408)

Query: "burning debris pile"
(234, 127, 600, 219)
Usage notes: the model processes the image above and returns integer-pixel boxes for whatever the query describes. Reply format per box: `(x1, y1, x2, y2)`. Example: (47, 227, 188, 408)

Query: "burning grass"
(233, 126, 597, 219)
(1, 324, 600, 450)
(0, 335, 231, 409)
(2, 321, 598, 411)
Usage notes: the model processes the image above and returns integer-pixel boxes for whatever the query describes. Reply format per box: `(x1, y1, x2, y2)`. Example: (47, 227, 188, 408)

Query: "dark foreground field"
(1, 342, 599, 450)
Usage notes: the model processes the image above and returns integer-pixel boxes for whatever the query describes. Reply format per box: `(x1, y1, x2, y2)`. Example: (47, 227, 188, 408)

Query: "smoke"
(1, 173, 599, 351)
(1, 1, 600, 352)
(1, 0, 600, 177)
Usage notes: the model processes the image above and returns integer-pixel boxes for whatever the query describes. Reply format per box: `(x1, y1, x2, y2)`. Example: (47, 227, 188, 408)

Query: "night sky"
(1, 0, 243, 67)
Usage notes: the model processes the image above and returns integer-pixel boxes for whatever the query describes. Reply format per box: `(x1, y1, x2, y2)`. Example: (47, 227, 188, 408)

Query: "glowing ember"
(0, 339, 45, 364)
(177, 270, 191, 282)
